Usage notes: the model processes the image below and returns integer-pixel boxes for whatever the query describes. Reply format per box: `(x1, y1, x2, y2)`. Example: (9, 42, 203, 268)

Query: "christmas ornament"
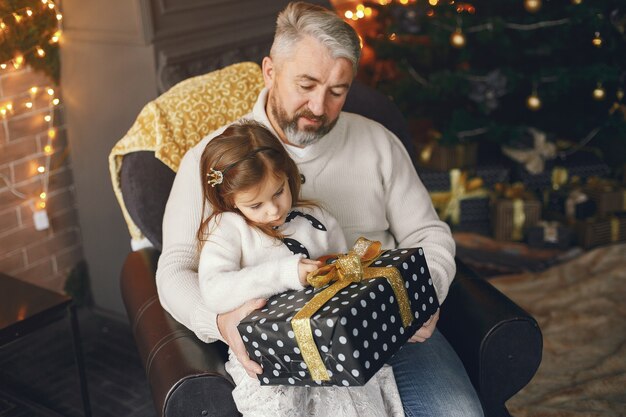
(450, 29, 466, 48)
(468, 70, 508, 113)
(593, 84, 606, 101)
(571, 0, 582, 4)
(526, 93, 542, 111)
(524, 0, 542, 13)
(592, 32, 603, 47)
(502, 128, 556, 174)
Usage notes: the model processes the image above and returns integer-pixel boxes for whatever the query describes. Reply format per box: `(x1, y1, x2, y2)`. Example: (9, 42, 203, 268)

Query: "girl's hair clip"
(207, 168, 224, 187)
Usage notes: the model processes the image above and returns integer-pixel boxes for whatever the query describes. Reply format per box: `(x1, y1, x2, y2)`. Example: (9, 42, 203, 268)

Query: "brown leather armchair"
(117, 80, 542, 417)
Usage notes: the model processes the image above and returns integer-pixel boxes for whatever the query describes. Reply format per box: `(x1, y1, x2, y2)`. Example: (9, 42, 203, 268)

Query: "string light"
(524, 0, 542, 13)
(450, 28, 466, 47)
(37, 166, 46, 173)
(526, 84, 542, 110)
(36, 47, 46, 57)
(592, 32, 602, 47)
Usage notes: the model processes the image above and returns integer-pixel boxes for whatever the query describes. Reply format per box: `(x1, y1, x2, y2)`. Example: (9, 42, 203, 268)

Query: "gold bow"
(291, 237, 414, 381)
(430, 169, 487, 225)
(494, 182, 535, 241)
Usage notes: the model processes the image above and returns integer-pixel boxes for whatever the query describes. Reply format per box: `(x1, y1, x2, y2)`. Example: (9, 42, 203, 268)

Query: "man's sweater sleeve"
(383, 133, 456, 304)
(198, 216, 304, 314)
(156, 149, 222, 343)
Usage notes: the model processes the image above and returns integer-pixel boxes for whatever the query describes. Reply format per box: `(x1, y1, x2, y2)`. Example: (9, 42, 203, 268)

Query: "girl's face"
(233, 174, 292, 227)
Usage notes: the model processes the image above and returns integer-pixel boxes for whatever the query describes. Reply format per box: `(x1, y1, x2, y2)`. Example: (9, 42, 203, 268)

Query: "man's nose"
(307, 89, 326, 116)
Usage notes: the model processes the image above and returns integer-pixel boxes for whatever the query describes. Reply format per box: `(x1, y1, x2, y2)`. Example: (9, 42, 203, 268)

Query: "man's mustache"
(295, 109, 327, 124)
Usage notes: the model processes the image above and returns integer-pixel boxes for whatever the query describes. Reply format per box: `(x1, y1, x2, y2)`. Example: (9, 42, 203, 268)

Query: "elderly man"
(157, 2, 483, 416)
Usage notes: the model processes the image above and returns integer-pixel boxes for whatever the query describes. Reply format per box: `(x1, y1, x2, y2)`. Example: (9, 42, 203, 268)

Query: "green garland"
(0, 0, 60, 83)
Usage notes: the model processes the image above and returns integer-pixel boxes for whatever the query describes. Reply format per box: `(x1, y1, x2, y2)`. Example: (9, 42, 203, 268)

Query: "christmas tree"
(340, 0, 626, 171)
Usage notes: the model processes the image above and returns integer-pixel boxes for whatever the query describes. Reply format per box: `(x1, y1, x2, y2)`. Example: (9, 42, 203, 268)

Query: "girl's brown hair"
(197, 120, 306, 242)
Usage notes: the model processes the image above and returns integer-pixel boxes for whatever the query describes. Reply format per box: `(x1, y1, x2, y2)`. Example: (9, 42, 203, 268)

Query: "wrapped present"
(420, 165, 509, 192)
(492, 183, 542, 241)
(511, 150, 610, 192)
(584, 177, 626, 217)
(526, 221, 573, 250)
(238, 238, 439, 387)
(415, 138, 478, 172)
(544, 188, 596, 222)
(429, 169, 490, 228)
(575, 214, 626, 249)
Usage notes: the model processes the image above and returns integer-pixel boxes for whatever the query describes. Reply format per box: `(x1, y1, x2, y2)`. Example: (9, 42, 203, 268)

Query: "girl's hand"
(298, 258, 322, 286)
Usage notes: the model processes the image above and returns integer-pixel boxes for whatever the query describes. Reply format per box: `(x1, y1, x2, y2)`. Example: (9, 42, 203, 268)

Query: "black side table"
(0, 272, 92, 417)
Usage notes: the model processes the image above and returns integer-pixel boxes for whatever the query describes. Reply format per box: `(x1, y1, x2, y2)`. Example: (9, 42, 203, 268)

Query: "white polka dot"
(342, 380, 350, 386)
(353, 350, 360, 358)
(321, 345, 329, 353)
(288, 377, 295, 384)
(411, 255, 415, 262)
(392, 335, 397, 343)
(422, 304, 427, 311)
(381, 304, 386, 312)
(272, 323, 279, 331)
(365, 361, 370, 369)
(360, 300, 367, 308)
(288, 330, 295, 338)
(326, 319, 334, 327)
(374, 352, 379, 360)
(399, 327, 405, 334)
(382, 323, 387, 331)
(363, 340, 369, 348)
(268, 348, 275, 355)
(300, 362, 307, 369)
(336, 364, 344, 372)
(374, 260, 382, 265)
(339, 336, 347, 344)
(270, 300, 277, 305)
(314, 329, 322, 337)
(420, 266, 425, 274)
(373, 331, 378, 340)
(259, 318, 267, 324)
(412, 274, 418, 282)
(299, 371, 306, 377)
(274, 363, 281, 370)
(428, 278, 432, 285)
(393, 256, 400, 261)
(402, 262, 409, 270)
(415, 311, 420, 319)
(372, 312, 377, 320)
(331, 296, 339, 302)
(294, 346, 301, 354)
(273, 370, 280, 376)
(389, 296, 395, 303)
(254, 350, 261, 357)
(263, 377, 269, 384)
(405, 281, 410, 289)
(338, 353, 346, 361)
(369, 292, 376, 300)
(332, 308, 339, 314)
(277, 340, 284, 347)
(390, 316, 396, 323)
(284, 355, 291, 362)
(246, 326, 253, 333)
(362, 319, 369, 328)
(242, 335, 249, 343)
(414, 293, 419, 300)
(327, 370, 333, 377)
(351, 308, 358, 316)
(383, 343, 388, 351)
(419, 248, 423, 255)
(323, 306, 330, 312)
(353, 328, 359, 337)
(341, 301, 349, 305)
(429, 296, 434, 304)
(340, 317, 347, 326)
(401, 250, 408, 254)
(351, 369, 360, 377)
(351, 294, 358, 298)
(378, 284, 385, 291)
(252, 341, 259, 348)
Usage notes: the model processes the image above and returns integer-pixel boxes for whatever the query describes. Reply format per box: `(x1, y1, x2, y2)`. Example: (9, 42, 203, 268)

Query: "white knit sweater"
(157, 88, 456, 343)
(198, 207, 347, 314)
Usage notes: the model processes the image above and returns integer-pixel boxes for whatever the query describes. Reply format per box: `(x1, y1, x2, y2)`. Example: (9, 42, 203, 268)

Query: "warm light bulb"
(37, 47, 46, 57)
(0, 21, 6, 30)
(48, 3, 55, 9)
(571, 0, 582, 4)
(50, 31, 61, 43)
(617, 89, 625, 101)
(593, 84, 606, 100)
(0, 108, 6, 117)
(592, 32, 602, 47)
(364, 7, 372, 16)
(44, 115, 51, 122)
(41, 0, 48, 4)
(524, 0, 542, 13)
(26, 101, 33, 109)
(527, 93, 542, 110)
(344, 10, 353, 19)
(6, 103, 12, 111)
(40, 192, 47, 199)
(26, 9, 33, 17)
(47, 88, 54, 96)
(30, 86, 38, 95)
(44, 145, 52, 153)
(429, 0, 439, 5)
(56, 13, 62, 20)
(38, 201, 46, 209)
(355, 10, 364, 18)
(13, 13, 22, 23)
(450, 30, 466, 48)
(13, 55, 24, 69)
(0, 64, 6, 69)
(52, 98, 60, 105)
(389, 33, 397, 41)
(48, 128, 56, 138)
(37, 166, 46, 173)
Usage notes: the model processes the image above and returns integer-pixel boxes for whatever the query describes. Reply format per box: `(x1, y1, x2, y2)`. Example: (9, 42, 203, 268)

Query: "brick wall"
(0, 66, 84, 293)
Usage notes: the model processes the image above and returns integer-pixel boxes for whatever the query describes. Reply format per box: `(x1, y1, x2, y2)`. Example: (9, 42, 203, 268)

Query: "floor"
(0, 308, 156, 417)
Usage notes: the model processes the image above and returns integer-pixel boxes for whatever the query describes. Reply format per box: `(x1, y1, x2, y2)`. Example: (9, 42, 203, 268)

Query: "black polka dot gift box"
(238, 239, 439, 387)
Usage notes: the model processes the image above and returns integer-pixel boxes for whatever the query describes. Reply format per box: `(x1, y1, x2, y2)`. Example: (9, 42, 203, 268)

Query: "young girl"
(196, 121, 403, 417)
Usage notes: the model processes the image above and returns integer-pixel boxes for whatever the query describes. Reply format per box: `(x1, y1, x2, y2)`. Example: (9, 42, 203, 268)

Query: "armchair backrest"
(120, 77, 413, 250)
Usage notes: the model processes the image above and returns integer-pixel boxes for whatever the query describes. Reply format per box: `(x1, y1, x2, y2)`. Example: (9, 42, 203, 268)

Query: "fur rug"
(489, 243, 626, 417)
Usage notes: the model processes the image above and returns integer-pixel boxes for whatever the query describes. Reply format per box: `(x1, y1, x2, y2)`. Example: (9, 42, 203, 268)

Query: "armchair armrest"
(120, 248, 239, 417)
(438, 259, 543, 417)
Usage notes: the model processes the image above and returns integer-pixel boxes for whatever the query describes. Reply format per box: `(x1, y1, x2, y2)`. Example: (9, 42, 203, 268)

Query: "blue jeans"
(387, 329, 484, 417)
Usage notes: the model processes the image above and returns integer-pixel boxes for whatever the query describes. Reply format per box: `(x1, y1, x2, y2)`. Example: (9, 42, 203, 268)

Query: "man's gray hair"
(271, 2, 361, 74)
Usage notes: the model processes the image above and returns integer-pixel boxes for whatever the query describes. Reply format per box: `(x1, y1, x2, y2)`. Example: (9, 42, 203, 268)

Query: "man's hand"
(217, 298, 266, 378)
(408, 309, 440, 343)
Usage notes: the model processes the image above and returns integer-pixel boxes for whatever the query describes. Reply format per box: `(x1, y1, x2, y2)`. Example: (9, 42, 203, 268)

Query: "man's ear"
(262, 56, 275, 89)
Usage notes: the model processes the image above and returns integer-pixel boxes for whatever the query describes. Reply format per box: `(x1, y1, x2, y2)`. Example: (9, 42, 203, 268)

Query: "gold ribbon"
(430, 169, 487, 225)
(610, 217, 620, 242)
(291, 238, 414, 381)
(551, 167, 569, 190)
(512, 199, 526, 241)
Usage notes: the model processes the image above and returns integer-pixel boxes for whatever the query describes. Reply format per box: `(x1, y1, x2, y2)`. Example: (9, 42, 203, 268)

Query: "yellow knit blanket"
(108, 62, 265, 241)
